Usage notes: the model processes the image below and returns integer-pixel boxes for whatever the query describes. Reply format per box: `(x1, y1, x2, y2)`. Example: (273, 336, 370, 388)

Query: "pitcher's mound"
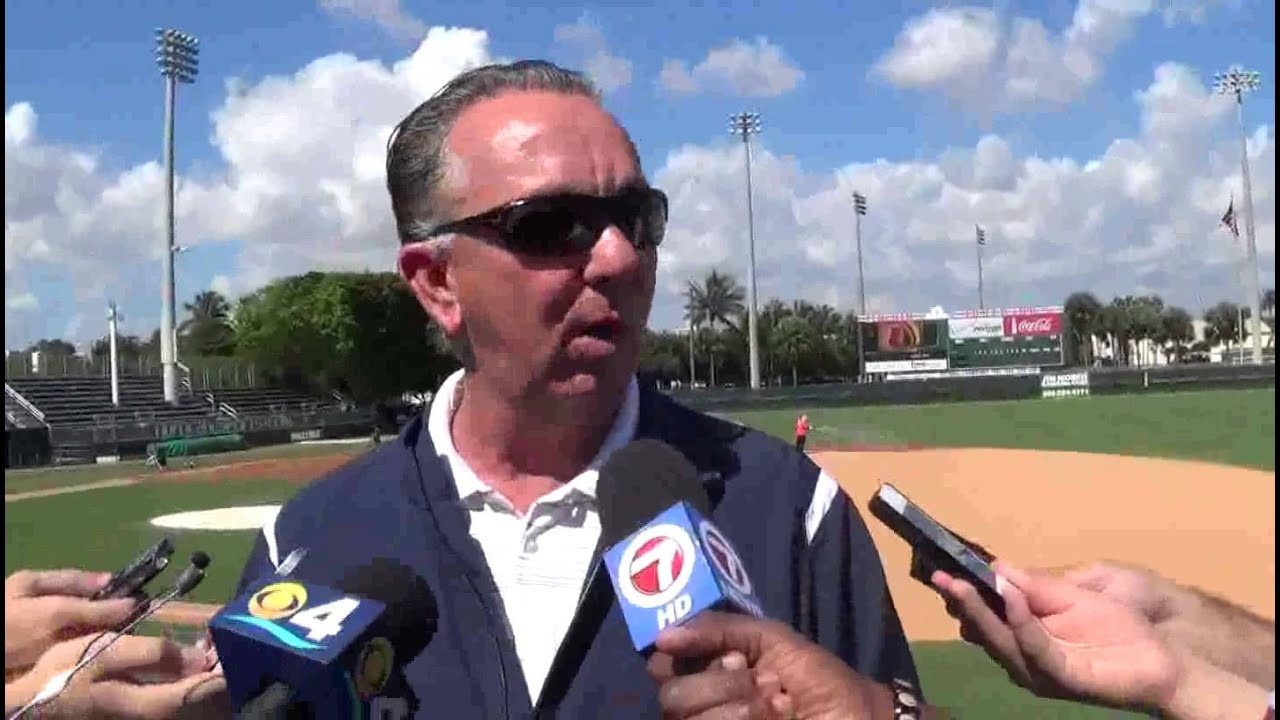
(150, 505, 281, 531)
(812, 448, 1276, 642)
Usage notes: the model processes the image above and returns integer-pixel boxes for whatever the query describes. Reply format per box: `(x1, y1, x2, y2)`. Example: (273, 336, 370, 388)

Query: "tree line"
(7, 270, 1275, 399)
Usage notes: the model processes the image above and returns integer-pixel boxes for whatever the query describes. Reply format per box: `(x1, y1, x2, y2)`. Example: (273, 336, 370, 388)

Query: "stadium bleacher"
(204, 386, 332, 416)
(6, 375, 213, 427)
(5, 393, 44, 429)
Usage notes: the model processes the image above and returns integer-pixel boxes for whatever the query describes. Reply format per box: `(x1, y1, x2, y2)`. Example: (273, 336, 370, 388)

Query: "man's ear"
(399, 241, 462, 336)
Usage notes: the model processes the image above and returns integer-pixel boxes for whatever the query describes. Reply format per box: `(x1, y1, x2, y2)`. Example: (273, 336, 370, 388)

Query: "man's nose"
(583, 225, 646, 285)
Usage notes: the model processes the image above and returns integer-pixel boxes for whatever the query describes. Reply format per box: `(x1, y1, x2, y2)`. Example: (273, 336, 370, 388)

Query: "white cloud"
(4, 28, 1274, 350)
(552, 16, 633, 94)
(317, 0, 427, 44)
(873, 0, 1160, 113)
(659, 38, 804, 98)
(7, 292, 37, 311)
(1161, 0, 1240, 26)
(5, 28, 496, 346)
(647, 61, 1274, 328)
(209, 275, 234, 299)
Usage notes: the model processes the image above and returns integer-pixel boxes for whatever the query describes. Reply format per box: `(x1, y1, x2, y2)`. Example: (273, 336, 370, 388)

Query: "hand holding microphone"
(598, 442, 933, 720)
(209, 557, 438, 719)
(649, 611, 933, 720)
(4, 570, 142, 673)
(6, 552, 227, 720)
(597, 440, 765, 655)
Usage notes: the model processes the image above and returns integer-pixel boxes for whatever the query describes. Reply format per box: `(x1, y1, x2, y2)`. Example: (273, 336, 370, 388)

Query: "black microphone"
(598, 439, 765, 651)
(535, 439, 716, 711)
(7, 552, 212, 720)
(597, 439, 712, 547)
(211, 558, 439, 720)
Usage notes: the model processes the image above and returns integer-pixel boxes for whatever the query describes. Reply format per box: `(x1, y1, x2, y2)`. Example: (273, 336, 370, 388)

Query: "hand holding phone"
(868, 484, 1006, 620)
(91, 537, 176, 601)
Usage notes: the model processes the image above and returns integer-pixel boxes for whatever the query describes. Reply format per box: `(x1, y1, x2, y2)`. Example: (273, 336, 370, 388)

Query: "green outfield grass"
(5, 478, 301, 605)
(913, 642, 1144, 719)
(4, 387, 1272, 719)
(734, 387, 1275, 470)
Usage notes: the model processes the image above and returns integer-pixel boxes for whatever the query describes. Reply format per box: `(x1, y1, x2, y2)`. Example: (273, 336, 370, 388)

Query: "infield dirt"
(813, 448, 1276, 641)
(126, 447, 1275, 638)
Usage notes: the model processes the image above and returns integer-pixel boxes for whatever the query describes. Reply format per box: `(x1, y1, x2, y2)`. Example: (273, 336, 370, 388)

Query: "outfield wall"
(667, 363, 1275, 413)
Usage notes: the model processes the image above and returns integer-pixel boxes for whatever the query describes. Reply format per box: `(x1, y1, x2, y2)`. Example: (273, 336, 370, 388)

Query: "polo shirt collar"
(426, 368, 640, 503)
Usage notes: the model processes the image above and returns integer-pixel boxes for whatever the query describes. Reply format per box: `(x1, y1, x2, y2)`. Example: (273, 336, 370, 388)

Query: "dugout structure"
(857, 306, 1066, 377)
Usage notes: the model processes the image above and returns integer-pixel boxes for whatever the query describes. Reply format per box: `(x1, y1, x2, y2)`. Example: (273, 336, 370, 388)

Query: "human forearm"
(1164, 584, 1275, 688)
(1157, 649, 1271, 720)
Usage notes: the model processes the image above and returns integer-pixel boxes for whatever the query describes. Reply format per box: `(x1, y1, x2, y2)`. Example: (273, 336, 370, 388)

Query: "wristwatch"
(891, 677, 921, 719)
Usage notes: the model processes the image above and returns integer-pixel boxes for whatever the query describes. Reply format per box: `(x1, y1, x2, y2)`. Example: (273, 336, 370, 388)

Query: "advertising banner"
(860, 318, 950, 374)
(1003, 311, 1062, 337)
(1041, 371, 1090, 398)
(949, 316, 1005, 340)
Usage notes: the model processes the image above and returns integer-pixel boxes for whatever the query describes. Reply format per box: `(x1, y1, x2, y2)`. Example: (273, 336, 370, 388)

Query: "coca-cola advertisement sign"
(1003, 311, 1062, 337)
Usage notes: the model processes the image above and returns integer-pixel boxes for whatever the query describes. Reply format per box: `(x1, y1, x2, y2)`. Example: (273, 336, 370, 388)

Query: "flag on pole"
(976, 225, 986, 246)
(1221, 197, 1239, 240)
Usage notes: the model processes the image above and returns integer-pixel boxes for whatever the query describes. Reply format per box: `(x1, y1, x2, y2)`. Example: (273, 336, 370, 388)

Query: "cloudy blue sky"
(5, 0, 1275, 350)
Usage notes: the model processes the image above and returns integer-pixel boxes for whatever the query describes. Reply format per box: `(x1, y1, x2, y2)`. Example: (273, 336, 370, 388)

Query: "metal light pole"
(687, 320, 697, 387)
(852, 192, 868, 315)
(155, 28, 198, 404)
(107, 302, 122, 407)
(975, 225, 987, 310)
(730, 112, 762, 390)
(1214, 66, 1264, 365)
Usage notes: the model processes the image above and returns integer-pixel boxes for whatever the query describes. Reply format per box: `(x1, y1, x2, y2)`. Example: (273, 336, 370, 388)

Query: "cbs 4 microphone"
(208, 558, 438, 719)
(598, 439, 765, 652)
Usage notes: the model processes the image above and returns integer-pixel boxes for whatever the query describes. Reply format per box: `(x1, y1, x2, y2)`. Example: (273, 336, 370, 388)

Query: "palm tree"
(181, 290, 235, 356)
(1127, 296, 1164, 366)
(757, 299, 790, 383)
(1100, 297, 1135, 366)
(1064, 292, 1102, 366)
(683, 271, 746, 386)
(1156, 307, 1194, 364)
(773, 315, 813, 386)
(1203, 302, 1242, 352)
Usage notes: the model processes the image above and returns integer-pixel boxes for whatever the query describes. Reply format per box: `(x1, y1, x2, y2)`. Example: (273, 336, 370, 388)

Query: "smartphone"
(91, 536, 176, 601)
(868, 483, 1006, 620)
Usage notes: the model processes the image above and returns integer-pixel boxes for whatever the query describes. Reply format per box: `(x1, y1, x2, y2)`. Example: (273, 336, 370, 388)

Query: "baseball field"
(5, 387, 1275, 718)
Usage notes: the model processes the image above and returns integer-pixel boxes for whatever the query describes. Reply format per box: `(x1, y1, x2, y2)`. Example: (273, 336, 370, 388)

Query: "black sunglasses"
(424, 187, 668, 256)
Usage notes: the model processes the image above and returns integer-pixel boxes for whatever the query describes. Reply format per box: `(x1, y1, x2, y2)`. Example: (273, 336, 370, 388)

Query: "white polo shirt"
(425, 369, 639, 704)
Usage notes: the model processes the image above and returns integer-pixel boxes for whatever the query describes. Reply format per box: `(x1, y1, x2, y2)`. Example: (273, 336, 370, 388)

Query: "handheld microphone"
(8, 552, 212, 720)
(598, 439, 765, 652)
(209, 558, 439, 719)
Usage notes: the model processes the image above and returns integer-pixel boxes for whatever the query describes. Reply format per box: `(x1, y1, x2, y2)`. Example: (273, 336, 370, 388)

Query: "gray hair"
(385, 59, 602, 246)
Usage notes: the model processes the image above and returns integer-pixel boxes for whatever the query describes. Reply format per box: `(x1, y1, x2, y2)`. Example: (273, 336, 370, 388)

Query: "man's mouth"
(582, 318, 620, 341)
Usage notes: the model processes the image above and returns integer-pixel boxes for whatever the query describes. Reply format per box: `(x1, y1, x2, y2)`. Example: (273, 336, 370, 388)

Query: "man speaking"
(232, 59, 918, 717)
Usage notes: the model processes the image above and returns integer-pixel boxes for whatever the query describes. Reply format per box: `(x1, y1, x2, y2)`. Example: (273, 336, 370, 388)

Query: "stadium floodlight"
(1213, 66, 1264, 365)
(107, 302, 122, 407)
(729, 112, 762, 390)
(154, 28, 199, 405)
(852, 192, 868, 316)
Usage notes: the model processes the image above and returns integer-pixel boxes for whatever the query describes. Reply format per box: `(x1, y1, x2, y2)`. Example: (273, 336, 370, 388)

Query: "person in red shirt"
(794, 414, 811, 452)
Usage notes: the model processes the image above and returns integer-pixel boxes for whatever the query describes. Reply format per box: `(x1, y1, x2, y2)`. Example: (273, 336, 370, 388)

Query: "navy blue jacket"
(233, 388, 919, 718)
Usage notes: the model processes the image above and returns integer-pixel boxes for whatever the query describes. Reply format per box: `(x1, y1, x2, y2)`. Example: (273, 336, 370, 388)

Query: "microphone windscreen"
(597, 439, 710, 548)
(337, 558, 439, 660)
